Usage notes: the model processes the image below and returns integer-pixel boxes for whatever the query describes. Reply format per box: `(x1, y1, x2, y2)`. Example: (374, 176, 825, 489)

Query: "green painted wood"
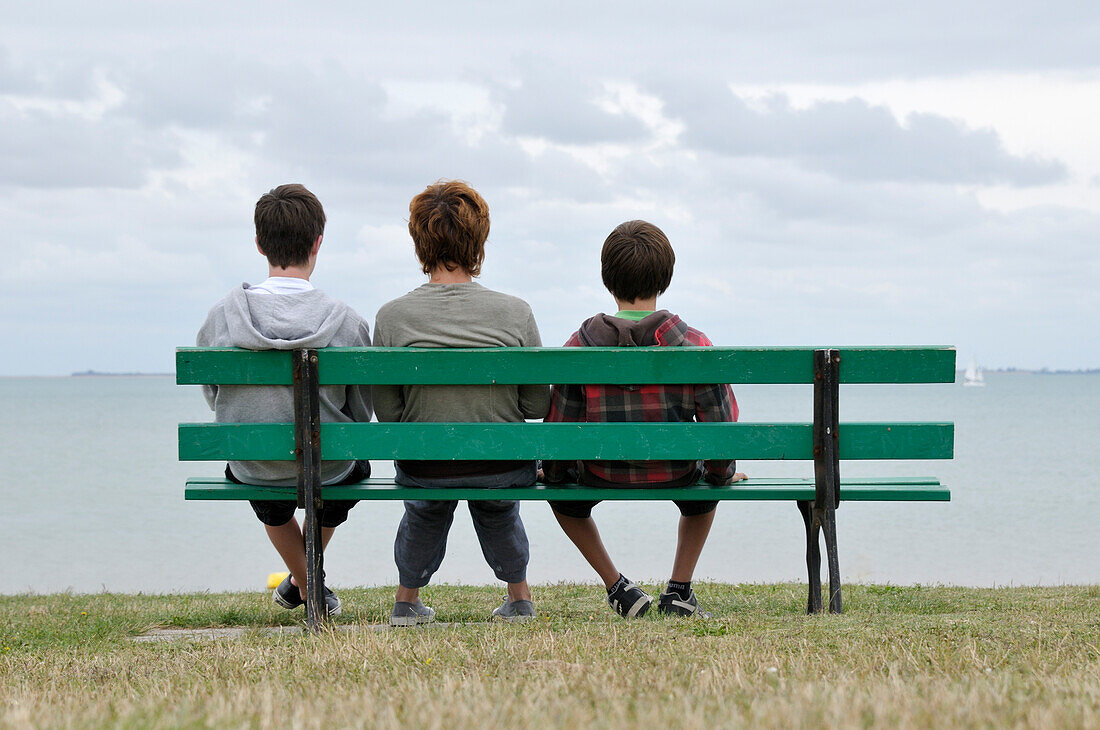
(178, 421, 953, 461)
(175, 346, 956, 386)
(176, 348, 292, 386)
(185, 476, 950, 502)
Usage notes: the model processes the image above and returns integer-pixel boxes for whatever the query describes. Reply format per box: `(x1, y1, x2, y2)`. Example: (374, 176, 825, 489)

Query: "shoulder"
(682, 325, 713, 347)
(655, 312, 714, 347)
(462, 286, 538, 331)
(374, 290, 419, 323)
(314, 289, 362, 319)
(200, 285, 246, 323)
(472, 285, 534, 315)
(195, 287, 241, 344)
(330, 298, 371, 344)
(568, 313, 606, 347)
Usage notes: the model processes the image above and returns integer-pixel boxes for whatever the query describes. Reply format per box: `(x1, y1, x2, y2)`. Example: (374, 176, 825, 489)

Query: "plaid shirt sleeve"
(540, 332, 585, 484)
(685, 328, 741, 485)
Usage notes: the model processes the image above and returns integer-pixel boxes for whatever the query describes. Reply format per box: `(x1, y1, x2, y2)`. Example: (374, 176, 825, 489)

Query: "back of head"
(601, 220, 675, 302)
(408, 180, 490, 277)
(254, 184, 326, 268)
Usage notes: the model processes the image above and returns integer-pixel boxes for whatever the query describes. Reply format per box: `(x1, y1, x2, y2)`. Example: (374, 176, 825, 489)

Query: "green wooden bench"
(177, 345, 954, 629)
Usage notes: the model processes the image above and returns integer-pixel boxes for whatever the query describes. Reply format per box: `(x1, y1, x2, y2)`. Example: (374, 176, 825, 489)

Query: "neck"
(614, 296, 658, 312)
(268, 263, 313, 281)
(428, 265, 473, 284)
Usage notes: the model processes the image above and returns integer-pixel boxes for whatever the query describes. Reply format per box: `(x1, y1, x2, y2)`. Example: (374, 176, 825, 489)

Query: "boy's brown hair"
(408, 180, 490, 277)
(601, 220, 676, 303)
(254, 184, 326, 269)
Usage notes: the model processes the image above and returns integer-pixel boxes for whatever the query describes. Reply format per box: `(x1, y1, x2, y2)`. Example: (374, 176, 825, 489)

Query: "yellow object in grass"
(267, 572, 290, 590)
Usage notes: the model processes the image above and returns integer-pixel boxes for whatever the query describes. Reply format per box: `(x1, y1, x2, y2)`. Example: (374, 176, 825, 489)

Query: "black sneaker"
(272, 574, 304, 610)
(607, 578, 653, 619)
(657, 588, 711, 618)
(321, 586, 342, 617)
(272, 574, 342, 617)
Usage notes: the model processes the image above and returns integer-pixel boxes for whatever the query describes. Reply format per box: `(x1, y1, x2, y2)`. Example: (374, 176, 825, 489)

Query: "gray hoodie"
(197, 283, 373, 486)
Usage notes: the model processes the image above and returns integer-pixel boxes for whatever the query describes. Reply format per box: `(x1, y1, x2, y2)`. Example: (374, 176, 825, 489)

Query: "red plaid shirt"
(542, 315, 739, 486)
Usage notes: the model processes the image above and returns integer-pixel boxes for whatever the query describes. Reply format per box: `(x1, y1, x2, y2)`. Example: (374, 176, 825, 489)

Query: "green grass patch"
(2, 583, 1099, 728)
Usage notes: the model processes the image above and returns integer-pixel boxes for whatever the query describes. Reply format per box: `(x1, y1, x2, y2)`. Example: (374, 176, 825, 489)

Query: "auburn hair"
(601, 220, 676, 302)
(408, 180, 490, 277)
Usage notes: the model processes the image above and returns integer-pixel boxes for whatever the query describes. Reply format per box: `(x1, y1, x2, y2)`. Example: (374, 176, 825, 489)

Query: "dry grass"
(2, 583, 1100, 728)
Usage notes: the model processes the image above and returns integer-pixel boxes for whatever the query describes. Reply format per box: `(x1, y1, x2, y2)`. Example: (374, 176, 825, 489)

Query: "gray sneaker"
(390, 600, 435, 627)
(492, 596, 536, 623)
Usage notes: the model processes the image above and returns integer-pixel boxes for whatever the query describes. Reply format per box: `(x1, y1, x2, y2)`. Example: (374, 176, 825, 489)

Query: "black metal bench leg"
(822, 505, 842, 614)
(797, 500, 823, 614)
(294, 348, 326, 633)
(812, 348, 843, 615)
(303, 493, 325, 630)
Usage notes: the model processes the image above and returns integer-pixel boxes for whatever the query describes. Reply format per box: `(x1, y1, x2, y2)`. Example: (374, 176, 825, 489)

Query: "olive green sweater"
(372, 282, 550, 477)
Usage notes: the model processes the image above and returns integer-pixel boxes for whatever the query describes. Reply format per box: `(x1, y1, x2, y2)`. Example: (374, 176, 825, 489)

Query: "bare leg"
(507, 579, 532, 601)
(553, 512, 620, 588)
(670, 510, 717, 583)
(264, 517, 336, 600)
(395, 585, 420, 603)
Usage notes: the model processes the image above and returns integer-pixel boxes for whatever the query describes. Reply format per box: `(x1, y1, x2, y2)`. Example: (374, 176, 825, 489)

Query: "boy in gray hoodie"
(197, 184, 372, 616)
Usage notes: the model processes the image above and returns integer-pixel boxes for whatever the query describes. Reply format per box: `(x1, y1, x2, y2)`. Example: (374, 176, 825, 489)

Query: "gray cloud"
(117, 53, 287, 131)
(0, 5, 1097, 374)
(115, 58, 606, 207)
(0, 45, 101, 97)
(0, 51, 183, 189)
(0, 101, 180, 189)
(663, 86, 1066, 186)
(491, 64, 650, 144)
(5, 3, 1098, 84)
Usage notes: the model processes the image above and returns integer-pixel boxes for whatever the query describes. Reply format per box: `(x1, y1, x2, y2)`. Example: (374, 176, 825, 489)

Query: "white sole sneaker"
(492, 597, 537, 623)
(390, 601, 435, 626)
(608, 580, 653, 618)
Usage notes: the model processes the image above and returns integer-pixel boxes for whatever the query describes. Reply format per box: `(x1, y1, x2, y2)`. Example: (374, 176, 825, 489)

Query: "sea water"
(1, 373, 1098, 594)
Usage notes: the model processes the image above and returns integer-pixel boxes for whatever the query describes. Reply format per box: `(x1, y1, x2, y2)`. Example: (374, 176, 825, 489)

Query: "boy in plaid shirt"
(541, 220, 746, 618)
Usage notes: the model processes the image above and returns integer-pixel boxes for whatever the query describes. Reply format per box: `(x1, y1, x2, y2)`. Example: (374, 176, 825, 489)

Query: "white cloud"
(729, 72, 1100, 211)
(0, 3, 1098, 373)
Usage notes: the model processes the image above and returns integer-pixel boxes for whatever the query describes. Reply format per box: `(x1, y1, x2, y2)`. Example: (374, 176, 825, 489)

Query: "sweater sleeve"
(195, 306, 221, 411)
(696, 382, 739, 485)
(518, 307, 551, 419)
(343, 318, 374, 422)
(370, 311, 405, 422)
(540, 332, 585, 484)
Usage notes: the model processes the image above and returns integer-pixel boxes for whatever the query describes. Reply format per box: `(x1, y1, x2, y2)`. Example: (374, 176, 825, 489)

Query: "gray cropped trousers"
(393, 462, 536, 589)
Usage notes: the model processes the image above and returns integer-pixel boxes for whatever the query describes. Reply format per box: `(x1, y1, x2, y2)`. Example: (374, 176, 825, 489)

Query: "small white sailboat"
(963, 358, 985, 387)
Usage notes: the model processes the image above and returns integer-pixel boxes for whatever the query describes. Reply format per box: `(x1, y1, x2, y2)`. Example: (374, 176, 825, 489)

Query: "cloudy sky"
(2, 1, 1098, 375)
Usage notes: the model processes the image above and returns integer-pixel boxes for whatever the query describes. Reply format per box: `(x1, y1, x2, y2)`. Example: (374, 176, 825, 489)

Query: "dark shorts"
(226, 461, 370, 528)
(546, 464, 719, 519)
(549, 498, 718, 519)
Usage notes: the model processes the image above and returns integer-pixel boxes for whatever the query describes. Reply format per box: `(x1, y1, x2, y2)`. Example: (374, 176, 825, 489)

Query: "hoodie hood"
(577, 310, 688, 348)
(222, 284, 351, 350)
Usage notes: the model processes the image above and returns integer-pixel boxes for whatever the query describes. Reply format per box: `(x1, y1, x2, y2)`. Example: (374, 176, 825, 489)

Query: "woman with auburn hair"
(373, 180, 550, 625)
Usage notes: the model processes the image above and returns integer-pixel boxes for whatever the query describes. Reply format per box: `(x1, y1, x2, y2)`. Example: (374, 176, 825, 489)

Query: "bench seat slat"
(184, 476, 949, 502)
(178, 421, 954, 462)
(175, 346, 957, 386)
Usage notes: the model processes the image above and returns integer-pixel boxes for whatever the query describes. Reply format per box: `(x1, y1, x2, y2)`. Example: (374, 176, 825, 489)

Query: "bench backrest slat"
(178, 421, 954, 462)
(175, 346, 956, 386)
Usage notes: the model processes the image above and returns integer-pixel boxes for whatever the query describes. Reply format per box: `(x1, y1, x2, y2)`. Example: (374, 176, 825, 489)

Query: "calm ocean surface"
(2, 373, 1098, 594)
